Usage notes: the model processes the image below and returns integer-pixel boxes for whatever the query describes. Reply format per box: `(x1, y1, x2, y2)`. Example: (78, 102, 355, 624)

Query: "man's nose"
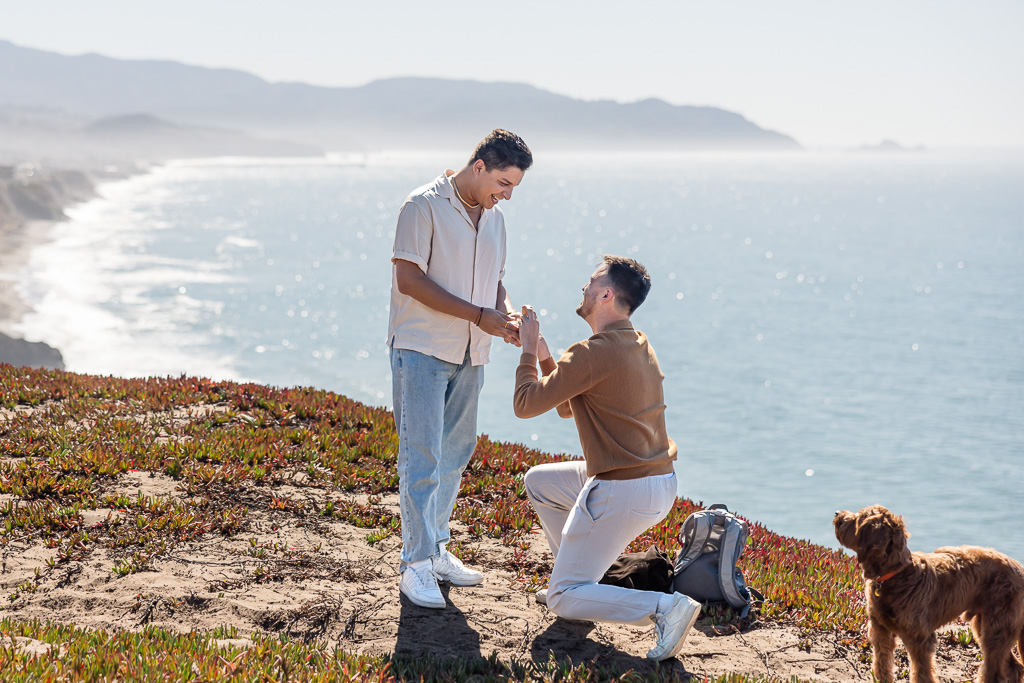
(503, 188, 513, 200)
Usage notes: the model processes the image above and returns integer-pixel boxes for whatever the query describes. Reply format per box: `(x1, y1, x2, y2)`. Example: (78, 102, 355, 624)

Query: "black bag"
(599, 546, 674, 593)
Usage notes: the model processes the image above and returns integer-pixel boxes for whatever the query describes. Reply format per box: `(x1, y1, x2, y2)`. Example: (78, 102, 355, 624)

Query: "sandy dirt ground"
(0, 468, 984, 681)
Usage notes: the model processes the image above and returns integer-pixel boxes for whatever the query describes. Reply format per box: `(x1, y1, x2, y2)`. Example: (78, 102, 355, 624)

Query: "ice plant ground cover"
(0, 366, 981, 681)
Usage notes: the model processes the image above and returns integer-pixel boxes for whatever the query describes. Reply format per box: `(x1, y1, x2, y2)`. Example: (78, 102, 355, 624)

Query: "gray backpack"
(672, 504, 761, 617)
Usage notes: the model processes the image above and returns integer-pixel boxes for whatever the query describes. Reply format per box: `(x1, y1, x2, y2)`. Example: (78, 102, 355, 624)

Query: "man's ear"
(472, 159, 486, 174)
(604, 286, 630, 313)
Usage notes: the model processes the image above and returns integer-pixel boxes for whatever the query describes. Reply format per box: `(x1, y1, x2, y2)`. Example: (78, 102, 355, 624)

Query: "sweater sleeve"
(538, 355, 573, 418)
(514, 343, 593, 419)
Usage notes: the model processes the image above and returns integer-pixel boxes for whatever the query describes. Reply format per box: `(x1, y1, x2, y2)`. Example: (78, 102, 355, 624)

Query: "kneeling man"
(513, 255, 700, 661)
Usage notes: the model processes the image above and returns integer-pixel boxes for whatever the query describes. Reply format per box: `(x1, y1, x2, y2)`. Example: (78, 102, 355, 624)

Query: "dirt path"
(0, 478, 982, 681)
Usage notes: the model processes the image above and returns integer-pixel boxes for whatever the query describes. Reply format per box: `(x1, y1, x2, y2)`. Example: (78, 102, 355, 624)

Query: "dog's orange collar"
(872, 566, 906, 595)
(875, 568, 902, 583)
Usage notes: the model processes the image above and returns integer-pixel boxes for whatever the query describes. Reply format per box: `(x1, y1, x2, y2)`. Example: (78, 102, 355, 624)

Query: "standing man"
(513, 256, 701, 661)
(388, 129, 533, 609)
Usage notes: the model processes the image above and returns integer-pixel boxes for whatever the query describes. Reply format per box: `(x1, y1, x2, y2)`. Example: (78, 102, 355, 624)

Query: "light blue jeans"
(391, 346, 483, 569)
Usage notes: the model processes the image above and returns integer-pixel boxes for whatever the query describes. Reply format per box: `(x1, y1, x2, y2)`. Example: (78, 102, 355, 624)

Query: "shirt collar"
(438, 170, 495, 227)
(599, 319, 635, 333)
(437, 170, 457, 200)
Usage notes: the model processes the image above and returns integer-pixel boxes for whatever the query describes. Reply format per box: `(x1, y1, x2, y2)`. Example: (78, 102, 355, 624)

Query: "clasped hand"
(519, 305, 551, 360)
(480, 308, 521, 346)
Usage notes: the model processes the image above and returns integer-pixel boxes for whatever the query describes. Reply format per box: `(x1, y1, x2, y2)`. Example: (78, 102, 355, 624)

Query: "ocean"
(14, 149, 1024, 561)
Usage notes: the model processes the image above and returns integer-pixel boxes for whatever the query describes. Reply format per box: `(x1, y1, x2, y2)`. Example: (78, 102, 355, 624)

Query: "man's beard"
(575, 297, 593, 320)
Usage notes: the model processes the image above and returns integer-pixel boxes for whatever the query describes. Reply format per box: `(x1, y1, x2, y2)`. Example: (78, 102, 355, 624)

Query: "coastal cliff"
(0, 165, 94, 220)
(0, 331, 63, 369)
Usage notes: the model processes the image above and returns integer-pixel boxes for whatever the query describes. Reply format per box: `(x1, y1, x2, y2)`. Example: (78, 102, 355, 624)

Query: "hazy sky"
(3, 1, 1022, 148)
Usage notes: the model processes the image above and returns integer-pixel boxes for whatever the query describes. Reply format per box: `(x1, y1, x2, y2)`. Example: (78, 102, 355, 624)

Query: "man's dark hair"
(469, 129, 533, 172)
(602, 255, 652, 314)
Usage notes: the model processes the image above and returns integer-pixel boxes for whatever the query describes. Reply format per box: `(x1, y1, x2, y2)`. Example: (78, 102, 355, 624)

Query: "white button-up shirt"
(387, 171, 507, 366)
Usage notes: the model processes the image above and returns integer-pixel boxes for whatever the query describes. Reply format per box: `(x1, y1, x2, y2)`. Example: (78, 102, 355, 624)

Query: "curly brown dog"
(834, 505, 1024, 683)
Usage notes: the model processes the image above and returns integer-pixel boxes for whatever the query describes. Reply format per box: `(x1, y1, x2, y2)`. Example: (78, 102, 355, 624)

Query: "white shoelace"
(408, 564, 441, 588)
(438, 551, 464, 570)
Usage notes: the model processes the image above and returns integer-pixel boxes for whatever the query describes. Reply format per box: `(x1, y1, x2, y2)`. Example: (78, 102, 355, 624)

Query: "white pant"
(524, 460, 677, 626)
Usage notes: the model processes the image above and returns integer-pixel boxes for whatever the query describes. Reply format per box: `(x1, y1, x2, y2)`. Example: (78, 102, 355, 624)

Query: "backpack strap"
(718, 518, 749, 609)
(738, 586, 766, 619)
(673, 511, 713, 574)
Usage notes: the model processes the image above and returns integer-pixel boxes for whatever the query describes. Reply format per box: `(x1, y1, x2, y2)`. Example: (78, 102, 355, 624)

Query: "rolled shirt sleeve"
(392, 201, 431, 273)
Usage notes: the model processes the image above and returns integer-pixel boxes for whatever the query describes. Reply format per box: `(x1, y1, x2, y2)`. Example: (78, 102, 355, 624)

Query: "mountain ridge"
(0, 39, 799, 152)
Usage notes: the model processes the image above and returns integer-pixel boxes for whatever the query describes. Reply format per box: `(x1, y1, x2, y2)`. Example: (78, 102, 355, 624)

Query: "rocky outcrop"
(0, 330, 64, 370)
(0, 167, 95, 223)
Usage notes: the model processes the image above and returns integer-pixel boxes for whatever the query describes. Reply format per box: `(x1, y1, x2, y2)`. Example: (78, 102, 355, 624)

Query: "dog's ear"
(854, 507, 912, 577)
(857, 545, 888, 578)
(851, 506, 909, 577)
(854, 533, 890, 578)
(880, 509, 912, 565)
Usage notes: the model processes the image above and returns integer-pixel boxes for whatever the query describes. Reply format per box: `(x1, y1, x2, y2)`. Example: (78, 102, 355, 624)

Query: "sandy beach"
(0, 164, 100, 369)
(0, 219, 41, 326)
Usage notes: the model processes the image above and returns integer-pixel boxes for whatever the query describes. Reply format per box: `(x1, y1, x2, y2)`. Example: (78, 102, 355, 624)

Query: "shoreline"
(0, 218, 63, 370)
(0, 163, 126, 369)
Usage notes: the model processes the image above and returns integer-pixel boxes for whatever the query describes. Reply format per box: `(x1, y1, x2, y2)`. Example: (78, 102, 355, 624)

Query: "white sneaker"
(399, 561, 446, 609)
(534, 588, 548, 605)
(432, 548, 483, 586)
(646, 593, 701, 661)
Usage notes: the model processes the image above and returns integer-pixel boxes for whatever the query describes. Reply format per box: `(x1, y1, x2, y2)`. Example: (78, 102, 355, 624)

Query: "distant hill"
(857, 139, 925, 153)
(0, 106, 322, 167)
(84, 113, 182, 135)
(81, 113, 322, 158)
(0, 40, 800, 152)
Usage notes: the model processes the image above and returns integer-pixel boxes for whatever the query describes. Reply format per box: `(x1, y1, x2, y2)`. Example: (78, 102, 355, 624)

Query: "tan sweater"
(514, 319, 677, 480)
